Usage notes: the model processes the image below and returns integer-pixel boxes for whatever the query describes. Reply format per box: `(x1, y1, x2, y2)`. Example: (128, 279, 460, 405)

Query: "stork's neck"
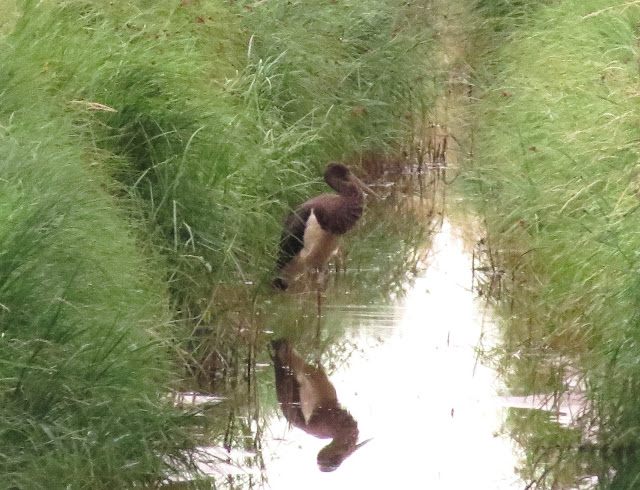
(326, 407, 359, 445)
(336, 181, 363, 202)
(333, 426, 358, 448)
(317, 419, 359, 471)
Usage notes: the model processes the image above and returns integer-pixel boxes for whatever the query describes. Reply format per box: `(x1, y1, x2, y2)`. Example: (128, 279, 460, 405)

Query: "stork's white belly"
(295, 366, 339, 425)
(299, 211, 339, 269)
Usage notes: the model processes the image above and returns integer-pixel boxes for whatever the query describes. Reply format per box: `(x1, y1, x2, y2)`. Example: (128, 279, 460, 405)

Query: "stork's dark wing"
(308, 194, 363, 235)
(271, 340, 306, 429)
(274, 202, 313, 272)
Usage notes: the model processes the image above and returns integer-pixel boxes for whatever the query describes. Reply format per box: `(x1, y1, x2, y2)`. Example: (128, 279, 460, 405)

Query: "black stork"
(272, 163, 367, 291)
(270, 339, 370, 471)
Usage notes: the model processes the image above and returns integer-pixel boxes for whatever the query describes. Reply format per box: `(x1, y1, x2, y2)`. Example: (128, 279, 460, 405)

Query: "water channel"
(164, 169, 540, 489)
(263, 216, 521, 489)
(163, 4, 601, 484)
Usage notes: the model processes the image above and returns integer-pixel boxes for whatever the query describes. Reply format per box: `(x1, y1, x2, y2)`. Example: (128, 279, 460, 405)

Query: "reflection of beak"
(352, 175, 381, 199)
(354, 438, 373, 452)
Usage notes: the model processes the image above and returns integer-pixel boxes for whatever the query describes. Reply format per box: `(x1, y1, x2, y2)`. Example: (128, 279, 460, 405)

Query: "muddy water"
(262, 217, 521, 489)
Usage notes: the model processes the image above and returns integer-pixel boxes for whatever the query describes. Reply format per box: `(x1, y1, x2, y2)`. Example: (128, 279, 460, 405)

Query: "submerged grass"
(462, 0, 640, 487)
(1, 0, 438, 486)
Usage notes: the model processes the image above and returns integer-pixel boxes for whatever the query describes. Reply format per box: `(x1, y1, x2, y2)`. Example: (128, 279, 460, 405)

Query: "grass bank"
(462, 0, 640, 487)
(1, 0, 438, 486)
(0, 84, 192, 488)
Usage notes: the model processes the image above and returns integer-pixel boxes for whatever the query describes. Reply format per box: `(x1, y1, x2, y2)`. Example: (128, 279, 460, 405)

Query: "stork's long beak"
(351, 175, 382, 199)
(354, 438, 373, 451)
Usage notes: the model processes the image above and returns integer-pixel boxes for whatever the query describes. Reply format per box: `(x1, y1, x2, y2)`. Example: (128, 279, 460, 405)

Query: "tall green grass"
(0, 102, 193, 488)
(5, 0, 435, 302)
(462, 0, 640, 486)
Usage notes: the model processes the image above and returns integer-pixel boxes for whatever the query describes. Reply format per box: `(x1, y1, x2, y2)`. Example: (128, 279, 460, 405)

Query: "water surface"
(262, 218, 522, 489)
(166, 173, 530, 489)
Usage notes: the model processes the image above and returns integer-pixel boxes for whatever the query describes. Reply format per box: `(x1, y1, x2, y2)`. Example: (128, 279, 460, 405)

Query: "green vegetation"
(0, 0, 436, 486)
(0, 79, 190, 488)
(462, 0, 640, 487)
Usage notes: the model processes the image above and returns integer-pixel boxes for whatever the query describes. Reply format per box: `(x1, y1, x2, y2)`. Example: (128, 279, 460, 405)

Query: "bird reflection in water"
(270, 339, 370, 472)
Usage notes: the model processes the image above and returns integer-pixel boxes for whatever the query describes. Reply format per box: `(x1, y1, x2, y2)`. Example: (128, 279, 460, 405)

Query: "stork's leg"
(340, 247, 348, 274)
(329, 247, 347, 278)
(334, 253, 340, 276)
(315, 267, 324, 318)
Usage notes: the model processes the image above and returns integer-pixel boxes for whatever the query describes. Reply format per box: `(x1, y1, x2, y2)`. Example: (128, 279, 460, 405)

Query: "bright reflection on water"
(264, 219, 522, 489)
